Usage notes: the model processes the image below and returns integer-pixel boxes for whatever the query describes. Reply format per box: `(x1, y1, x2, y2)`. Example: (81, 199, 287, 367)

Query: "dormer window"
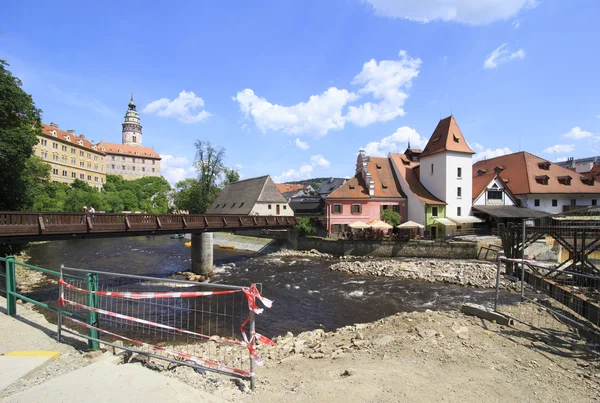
(92, 145, 97, 150)
(349, 185, 356, 190)
(581, 176, 595, 186)
(101, 147, 105, 151)
(535, 175, 549, 185)
(431, 136, 440, 144)
(477, 168, 488, 176)
(50, 130, 57, 137)
(558, 175, 572, 186)
(65, 135, 70, 141)
(494, 165, 505, 173)
(150, 153, 155, 157)
(453, 134, 459, 143)
(538, 161, 551, 170)
(376, 164, 382, 169)
(118, 149, 123, 153)
(135, 151, 140, 155)
(382, 183, 388, 189)
(78, 140, 83, 145)
(402, 158, 410, 166)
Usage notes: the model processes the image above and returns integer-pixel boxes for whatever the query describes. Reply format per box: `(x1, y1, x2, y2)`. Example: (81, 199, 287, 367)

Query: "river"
(25, 236, 511, 337)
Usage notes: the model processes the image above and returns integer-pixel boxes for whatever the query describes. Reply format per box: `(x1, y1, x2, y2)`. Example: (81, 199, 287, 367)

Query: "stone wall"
(296, 237, 477, 259)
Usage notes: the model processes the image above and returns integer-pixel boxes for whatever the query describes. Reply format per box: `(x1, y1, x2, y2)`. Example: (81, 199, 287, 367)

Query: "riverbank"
(191, 233, 286, 254)
(329, 258, 519, 290)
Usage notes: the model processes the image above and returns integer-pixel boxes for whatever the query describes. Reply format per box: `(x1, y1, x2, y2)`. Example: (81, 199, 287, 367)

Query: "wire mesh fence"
(59, 266, 266, 385)
(494, 257, 600, 356)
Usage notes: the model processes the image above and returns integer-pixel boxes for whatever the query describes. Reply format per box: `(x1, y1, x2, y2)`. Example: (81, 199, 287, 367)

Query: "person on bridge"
(88, 206, 95, 224)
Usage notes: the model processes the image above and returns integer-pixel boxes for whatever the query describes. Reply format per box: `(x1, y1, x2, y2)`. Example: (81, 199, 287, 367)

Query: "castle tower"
(122, 93, 142, 146)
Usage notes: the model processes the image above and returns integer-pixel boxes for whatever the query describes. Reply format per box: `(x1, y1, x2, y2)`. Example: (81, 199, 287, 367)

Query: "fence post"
(57, 265, 64, 342)
(249, 311, 256, 390)
(494, 256, 502, 311)
(5, 256, 17, 316)
(86, 273, 100, 350)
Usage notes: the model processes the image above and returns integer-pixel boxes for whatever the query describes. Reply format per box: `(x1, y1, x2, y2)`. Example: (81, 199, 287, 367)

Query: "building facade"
(33, 122, 106, 189)
(98, 95, 161, 180)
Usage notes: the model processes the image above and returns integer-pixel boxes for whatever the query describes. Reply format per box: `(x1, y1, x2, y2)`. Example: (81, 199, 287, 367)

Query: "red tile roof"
(389, 153, 445, 205)
(97, 142, 161, 160)
(419, 116, 475, 159)
(276, 183, 307, 194)
(40, 123, 105, 154)
(327, 156, 405, 199)
(473, 151, 600, 195)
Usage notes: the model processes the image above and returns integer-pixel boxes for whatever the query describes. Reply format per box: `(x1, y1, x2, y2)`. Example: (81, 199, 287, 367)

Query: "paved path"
(0, 298, 225, 402)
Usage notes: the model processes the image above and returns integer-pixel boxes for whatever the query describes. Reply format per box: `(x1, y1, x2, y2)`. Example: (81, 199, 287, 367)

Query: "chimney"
(80, 134, 85, 139)
(66, 129, 75, 134)
(50, 122, 59, 128)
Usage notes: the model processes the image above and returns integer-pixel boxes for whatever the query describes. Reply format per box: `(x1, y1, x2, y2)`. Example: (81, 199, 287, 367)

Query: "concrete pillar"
(191, 232, 213, 275)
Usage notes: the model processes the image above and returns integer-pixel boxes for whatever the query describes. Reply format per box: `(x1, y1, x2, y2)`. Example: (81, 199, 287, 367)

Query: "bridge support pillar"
(191, 232, 213, 276)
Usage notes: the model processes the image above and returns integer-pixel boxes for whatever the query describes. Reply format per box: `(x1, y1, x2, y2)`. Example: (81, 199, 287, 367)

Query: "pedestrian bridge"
(0, 211, 297, 243)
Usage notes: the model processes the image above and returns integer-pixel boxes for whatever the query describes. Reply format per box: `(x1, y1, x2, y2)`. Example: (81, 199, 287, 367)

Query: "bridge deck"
(0, 212, 297, 243)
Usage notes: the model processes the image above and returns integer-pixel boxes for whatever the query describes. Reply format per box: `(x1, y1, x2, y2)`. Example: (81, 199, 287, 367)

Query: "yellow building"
(33, 122, 106, 189)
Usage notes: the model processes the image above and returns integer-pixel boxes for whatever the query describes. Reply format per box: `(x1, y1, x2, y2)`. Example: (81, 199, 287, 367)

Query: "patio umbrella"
(397, 221, 425, 229)
(369, 220, 393, 230)
(348, 221, 371, 229)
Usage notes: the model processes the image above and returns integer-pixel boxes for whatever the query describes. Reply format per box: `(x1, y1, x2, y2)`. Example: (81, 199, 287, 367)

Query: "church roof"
(419, 116, 475, 159)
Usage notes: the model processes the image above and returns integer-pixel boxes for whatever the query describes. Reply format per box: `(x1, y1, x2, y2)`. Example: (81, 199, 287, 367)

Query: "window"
(142, 167, 145, 172)
(457, 187, 462, 198)
(62, 170, 67, 177)
(268, 204, 272, 209)
(552, 199, 558, 207)
(593, 199, 597, 206)
(71, 172, 76, 178)
(61, 145, 67, 151)
(80, 173, 85, 179)
(94, 177, 98, 182)
(534, 199, 540, 207)
(487, 190, 503, 200)
(333, 204, 342, 214)
(283, 205, 287, 210)
(571, 199, 576, 206)
(52, 155, 59, 162)
(71, 158, 76, 165)
(94, 155, 98, 161)
(94, 164, 98, 170)
(133, 136, 137, 143)
(152, 168, 155, 172)
(351, 204, 362, 214)
(431, 207, 438, 217)
(122, 157, 126, 161)
(80, 151, 84, 157)
(71, 148, 76, 154)
(87, 153, 91, 159)
(141, 159, 145, 164)
(132, 166, 135, 171)
(52, 168, 59, 175)
(112, 156, 115, 160)
(457, 167, 462, 178)
(332, 224, 345, 234)
(392, 205, 400, 213)
(87, 162, 92, 169)
(61, 156, 67, 163)
(122, 165, 126, 170)
(80, 161, 84, 167)
(457, 207, 462, 216)
(112, 164, 115, 169)
(132, 158, 136, 163)
(52, 142, 58, 149)
(40, 139, 47, 146)
(87, 175, 92, 181)
(431, 163, 434, 175)
(41, 151, 48, 159)
(153, 160, 156, 165)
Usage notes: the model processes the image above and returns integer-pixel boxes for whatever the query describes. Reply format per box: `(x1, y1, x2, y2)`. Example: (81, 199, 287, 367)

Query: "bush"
(294, 217, 317, 237)
(380, 209, 402, 227)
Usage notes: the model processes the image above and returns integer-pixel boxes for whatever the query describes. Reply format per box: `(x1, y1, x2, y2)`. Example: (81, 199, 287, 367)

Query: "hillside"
(284, 177, 346, 191)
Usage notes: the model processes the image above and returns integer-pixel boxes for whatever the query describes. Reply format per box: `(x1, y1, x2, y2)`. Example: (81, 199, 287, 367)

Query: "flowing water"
(25, 236, 515, 337)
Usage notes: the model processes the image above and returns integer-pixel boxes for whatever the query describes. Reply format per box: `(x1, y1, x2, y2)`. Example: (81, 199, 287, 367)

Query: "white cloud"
(542, 144, 575, 154)
(273, 154, 331, 182)
(161, 154, 196, 185)
(233, 88, 357, 136)
(234, 50, 420, 135)
(143, 91, 212, 124)
(362, 0, 537, 25)
(273, 164, 314, 183)
(554, 156, 568, 162)
(470, 142, 485, 152)
(483, 44, 526, 69)
(295, 138, 310, 150)
(346, 50, 421, 127)
(512, 19, 520, 29)
(473, 147, 513, 162)
(310, 155, 331, 168)
(363, 126, 427, 157)
(563, 126, 593, 140)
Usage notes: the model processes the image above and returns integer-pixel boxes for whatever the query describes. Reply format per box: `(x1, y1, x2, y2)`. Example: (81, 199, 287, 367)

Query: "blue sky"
(2, 0, 599, 185)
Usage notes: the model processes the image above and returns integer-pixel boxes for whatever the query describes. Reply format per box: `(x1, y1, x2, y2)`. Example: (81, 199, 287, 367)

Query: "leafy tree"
(194, 141, 226, 213)
(0, 59, 42, 257)
(380, 209, 402, 227)
(103, 192, 124, 213)
(294, 217, 317, 237)
(223, 168, 240, 186)
(119, 189, 138, 211)
(172, 178, 201, 212)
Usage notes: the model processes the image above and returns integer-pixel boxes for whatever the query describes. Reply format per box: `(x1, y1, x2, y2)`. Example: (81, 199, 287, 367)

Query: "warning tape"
(499, 257, 539, 264)
(62, 315, 250, 377)
(59, 278, 240, 299)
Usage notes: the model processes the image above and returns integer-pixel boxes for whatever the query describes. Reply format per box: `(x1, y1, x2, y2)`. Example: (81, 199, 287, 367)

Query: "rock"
(340, 368, 356, 377)
(417, 328, 437, 339)
(374, 335, 395, 346)
(308, 353, 325, 359)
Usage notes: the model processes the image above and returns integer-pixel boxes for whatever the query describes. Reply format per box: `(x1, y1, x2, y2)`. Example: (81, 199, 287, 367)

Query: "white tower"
(122, 93, 142, 146)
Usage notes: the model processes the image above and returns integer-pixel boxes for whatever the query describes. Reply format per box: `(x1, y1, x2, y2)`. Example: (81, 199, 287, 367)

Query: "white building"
(97, 95, 162, 180)
(472, 152, 600, 214)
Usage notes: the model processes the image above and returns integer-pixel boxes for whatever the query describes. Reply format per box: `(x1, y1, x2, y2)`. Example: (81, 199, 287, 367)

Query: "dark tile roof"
(317, 178, 346, 195)
(206, 175, 287, 215)
(473, 205, 549, 219)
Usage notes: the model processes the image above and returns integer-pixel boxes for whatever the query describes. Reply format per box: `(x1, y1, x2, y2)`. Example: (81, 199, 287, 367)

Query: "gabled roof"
(419, 116, 475, 159)
(327, 157, 405, 200)
(389, 153, 445, 205)
(472, 151, 600, 195)
(40, 123, 105, 154)
(316, 178, 347, 195)
(97, 142, 161, 160)
(276, 183, 307, 194)
(206, 175, 287, 215)
(471, 172, 518, 203)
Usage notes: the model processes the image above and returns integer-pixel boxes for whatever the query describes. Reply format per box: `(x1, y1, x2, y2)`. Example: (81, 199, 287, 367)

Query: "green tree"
(119, 189, 138, 211)
(223, 167, 240, 186)
(0, 60, 42, 257)
(380, 209, 402, 227)
(172, 178, 201, 212)
(103, 192, 124, 212)
(294, 217, 317, 237)
(194, 141, 226, 213)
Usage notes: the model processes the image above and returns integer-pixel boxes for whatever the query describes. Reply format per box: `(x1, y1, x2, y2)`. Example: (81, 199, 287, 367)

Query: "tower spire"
(123, 94, 142, 146)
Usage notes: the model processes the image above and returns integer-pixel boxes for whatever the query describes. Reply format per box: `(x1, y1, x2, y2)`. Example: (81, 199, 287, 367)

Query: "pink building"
(325, 151, 407, 235)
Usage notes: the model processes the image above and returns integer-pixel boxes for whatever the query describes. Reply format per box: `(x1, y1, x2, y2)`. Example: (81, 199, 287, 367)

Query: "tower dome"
(122, 93, 142, 146)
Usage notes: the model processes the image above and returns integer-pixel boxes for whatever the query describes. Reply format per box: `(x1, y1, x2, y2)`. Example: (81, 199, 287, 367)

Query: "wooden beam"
(461, 303, 514, 326)
(223, 217, 228, 227)
(182, 217, 188, 228)
(86, 216, 94, 231)
(37, 216, 45, 233)
(125, 216, 131, 230)
(156, 217, 162, 229)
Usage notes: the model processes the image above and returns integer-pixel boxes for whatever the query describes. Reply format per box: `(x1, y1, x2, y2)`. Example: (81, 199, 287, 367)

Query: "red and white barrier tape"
(59, 278, 240, 299)
(499, 257, 539, 264)
(242, 284, 273, 314)
(62, 316, 250, 377)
